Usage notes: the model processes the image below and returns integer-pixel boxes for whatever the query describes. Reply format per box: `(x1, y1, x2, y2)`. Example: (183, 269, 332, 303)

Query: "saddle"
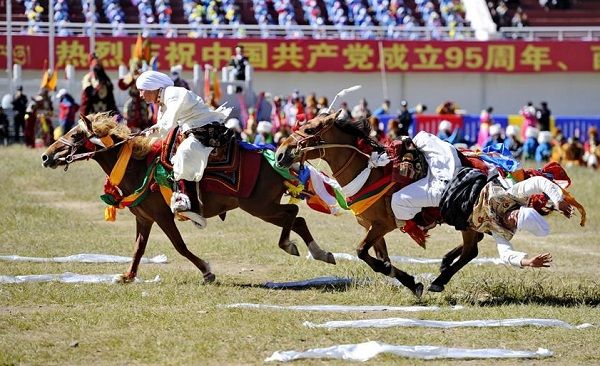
(160, 126, 262, 198)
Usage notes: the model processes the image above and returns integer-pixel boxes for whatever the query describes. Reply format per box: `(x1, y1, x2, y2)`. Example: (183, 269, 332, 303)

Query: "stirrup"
(178, 211, 207, 229)
(395, 218, 406, 230)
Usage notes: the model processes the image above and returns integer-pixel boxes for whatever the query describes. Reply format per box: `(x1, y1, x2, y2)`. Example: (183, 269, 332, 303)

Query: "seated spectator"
(372, 99, 391, 116)
(368, 116, 386, 142)
(503, 125, 523, 159)
(482, 123, 504, 150)
(254, 121, 274, 145)
(351, 98, 371, 120)
(560, 135, 585, 166)
(437, 119, 453, 141)
(535, 131, 553, 166)
(583, 127, 600, 169)
(522, 126, 539, 160)
(386, 119, 402, 140)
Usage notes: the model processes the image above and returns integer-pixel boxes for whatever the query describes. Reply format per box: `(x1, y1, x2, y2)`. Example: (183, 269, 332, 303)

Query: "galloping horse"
(41, 113, 335, 282)
(275, 111, 483, 297)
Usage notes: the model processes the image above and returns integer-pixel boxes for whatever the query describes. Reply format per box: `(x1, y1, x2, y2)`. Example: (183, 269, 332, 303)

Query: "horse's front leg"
(440, 244, 463, 273)
(155, 214, 215, 283)
(291, 216, 336, 264)
(116, 216, 153, 283)
(357, 223, 423, 298)
(429, 230, 483, 292)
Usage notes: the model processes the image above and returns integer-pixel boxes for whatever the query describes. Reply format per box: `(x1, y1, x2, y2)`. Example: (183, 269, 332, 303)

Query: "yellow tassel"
(104, 206, 117, 221)
(288, 197, 301, 204)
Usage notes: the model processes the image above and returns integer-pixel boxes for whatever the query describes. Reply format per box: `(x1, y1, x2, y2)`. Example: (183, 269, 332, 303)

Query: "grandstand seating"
(2, 0, 600, 35)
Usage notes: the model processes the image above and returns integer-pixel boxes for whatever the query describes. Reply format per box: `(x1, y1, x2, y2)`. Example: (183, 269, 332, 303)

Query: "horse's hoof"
(412, 282, 424, 299)
(114, 273, 135, 284)
(428, 283, 445, 293)
(281, 241, 300, 256)
(203, 273, 216, 284)
(325, 252, 336, 265)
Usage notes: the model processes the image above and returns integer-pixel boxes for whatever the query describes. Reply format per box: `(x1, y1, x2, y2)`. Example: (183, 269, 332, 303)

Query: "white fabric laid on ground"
(315, 252, 504, 265)
(304, 317, 593, 330)
(0, 253, 168, 264)
(265, 341, 552, 362)
(0, 272, 161, 284)
(262, 276, 353, 289)
(222, 303, 464, 313)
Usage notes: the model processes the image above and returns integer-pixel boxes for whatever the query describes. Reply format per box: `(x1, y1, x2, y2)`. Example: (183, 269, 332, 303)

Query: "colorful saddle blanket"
(161, 127, 262, 198)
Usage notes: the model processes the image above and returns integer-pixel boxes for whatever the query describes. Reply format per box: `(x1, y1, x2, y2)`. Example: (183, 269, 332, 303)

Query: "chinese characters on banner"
(1, 36, 600, 73)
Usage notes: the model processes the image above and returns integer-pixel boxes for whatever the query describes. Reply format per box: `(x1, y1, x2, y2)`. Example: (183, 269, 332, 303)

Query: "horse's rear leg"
(357, 225, 423, 298)
(155, 216, 215, 283)
(241, 201, 301, 256)
(429, 231, 483, 292)
(118, 216, 153, 283)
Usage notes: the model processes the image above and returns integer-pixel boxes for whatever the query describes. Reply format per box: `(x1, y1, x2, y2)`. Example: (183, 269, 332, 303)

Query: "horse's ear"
(79, 113, 94, 136)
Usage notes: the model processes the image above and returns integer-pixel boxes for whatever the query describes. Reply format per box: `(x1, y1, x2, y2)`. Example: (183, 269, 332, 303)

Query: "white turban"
(438, 120, 452, 132)
(136, 71, 174, 91)
(489, 123, 502, 136)
(517, 207, 550, 236)
(257, 121, 273, 134)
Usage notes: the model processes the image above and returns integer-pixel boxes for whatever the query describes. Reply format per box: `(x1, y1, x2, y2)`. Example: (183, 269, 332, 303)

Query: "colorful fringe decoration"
(100, 141, 173, 221)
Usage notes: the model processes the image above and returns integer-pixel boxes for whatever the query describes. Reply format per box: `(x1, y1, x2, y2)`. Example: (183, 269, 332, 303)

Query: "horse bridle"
(288, 120, 370, 177)
(56, 126, 143, 171)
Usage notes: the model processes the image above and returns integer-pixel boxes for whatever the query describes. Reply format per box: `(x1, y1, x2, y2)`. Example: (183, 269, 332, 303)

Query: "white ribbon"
(303, 317, 593, 330)
(266, 341, 553, 362)
(0, 253, 168, 264)
(316, 252, 504, 265)
(0, 272, 162, 284)
(341, 152, 390, 197)
(221, 303, 464, 313)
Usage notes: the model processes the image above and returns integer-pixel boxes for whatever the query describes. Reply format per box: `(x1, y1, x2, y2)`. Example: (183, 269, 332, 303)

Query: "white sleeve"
(157, 88, 187, 136)
(492, 233, 527, 268)
(507, 176, 563, 207)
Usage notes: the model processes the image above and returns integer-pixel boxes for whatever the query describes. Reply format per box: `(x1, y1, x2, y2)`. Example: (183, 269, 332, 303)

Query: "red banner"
(415, 114, 463, 134)
(2, 35, 600, 73)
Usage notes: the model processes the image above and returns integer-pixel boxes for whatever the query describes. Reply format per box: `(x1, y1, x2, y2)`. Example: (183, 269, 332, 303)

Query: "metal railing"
(499, 26, 600, 41)
(0, 20, 477, 40)
(2, 21, 599, 41)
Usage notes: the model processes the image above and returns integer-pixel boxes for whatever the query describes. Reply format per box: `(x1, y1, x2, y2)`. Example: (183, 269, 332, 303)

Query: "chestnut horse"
(41, 113, 335, 282)
(275, 111, 483, 297)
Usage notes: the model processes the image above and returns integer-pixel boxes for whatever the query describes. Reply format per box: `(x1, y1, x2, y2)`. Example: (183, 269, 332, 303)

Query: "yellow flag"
(133, 34, 143, 60)
(213, 70, 221, 103)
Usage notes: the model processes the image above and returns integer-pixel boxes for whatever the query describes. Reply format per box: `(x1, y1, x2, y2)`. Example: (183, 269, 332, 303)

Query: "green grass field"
(1, 145, 599, 365)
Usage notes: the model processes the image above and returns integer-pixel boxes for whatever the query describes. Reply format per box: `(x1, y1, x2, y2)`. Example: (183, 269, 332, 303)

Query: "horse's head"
(41, 113, 111, 169)
(275, 110, 347, 168)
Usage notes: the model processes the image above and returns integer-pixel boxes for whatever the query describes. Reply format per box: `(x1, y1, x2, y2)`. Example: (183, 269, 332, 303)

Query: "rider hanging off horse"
(136, 70, 232, 229)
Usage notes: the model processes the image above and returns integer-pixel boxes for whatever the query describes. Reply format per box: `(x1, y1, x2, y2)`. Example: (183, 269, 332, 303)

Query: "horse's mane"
(88, 112, 153, 159)
(334, 116, 385, 153)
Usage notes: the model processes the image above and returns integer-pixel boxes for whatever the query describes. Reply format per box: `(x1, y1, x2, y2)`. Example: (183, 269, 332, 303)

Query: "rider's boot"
(172, 180, 206, 229)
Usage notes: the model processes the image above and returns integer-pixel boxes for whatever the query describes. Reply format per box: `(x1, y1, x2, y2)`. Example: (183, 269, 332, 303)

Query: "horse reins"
(289, 122, 370, 178)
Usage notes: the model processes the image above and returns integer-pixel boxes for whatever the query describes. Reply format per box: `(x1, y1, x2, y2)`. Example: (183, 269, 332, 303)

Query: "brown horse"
(41, 113, 335, 283)
(275, 111, 483, 297)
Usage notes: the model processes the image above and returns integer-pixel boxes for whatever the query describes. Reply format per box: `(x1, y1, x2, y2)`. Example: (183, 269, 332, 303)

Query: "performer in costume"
(118, 60, 152, 132)
(136, 70, 231, 228)
(80, 54, 119, 116)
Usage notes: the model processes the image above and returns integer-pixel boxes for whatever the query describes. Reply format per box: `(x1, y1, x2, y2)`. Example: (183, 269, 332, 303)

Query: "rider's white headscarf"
(517, 207, 550, 236)
(136, 71, 174, 91)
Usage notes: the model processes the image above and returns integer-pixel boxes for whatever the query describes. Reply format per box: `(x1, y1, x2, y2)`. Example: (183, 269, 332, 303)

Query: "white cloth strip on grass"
(0, 253, 168, 264)
(222, 303, 464, 313)
(0, 272, 161, 284)
(303, 317, 593, 330)
(317, 252, 504, 265)
(265, 341, 553, 362)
